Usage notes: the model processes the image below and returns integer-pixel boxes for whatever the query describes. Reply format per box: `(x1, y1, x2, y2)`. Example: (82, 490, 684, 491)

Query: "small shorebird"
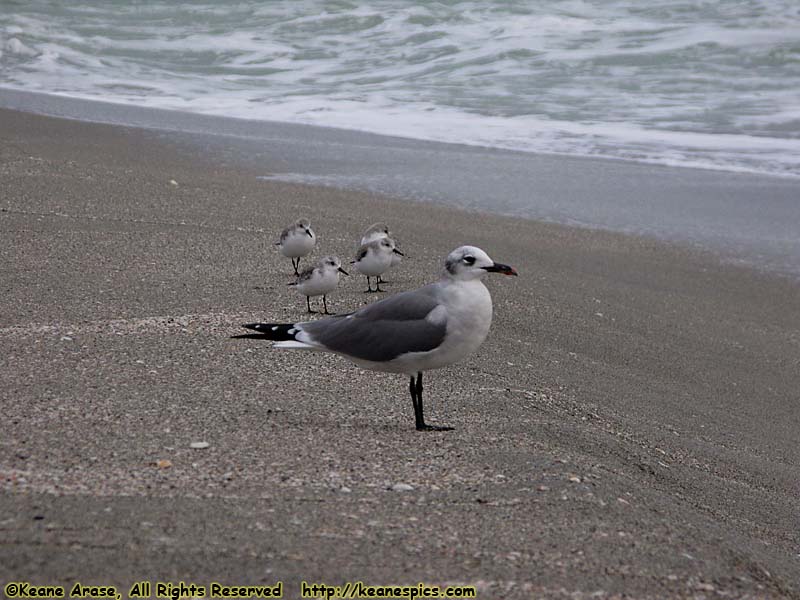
(277, 219, 316, 275)
(234, 246, 518, 431)
(360, 222, 391, 245)
(360, 222, 403, 284)
(352, 237, 404, 293)
(290, 256, 348, 314)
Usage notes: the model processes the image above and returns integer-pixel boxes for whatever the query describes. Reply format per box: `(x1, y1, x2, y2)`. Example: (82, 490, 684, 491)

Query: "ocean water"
(2, 0, 800, 177)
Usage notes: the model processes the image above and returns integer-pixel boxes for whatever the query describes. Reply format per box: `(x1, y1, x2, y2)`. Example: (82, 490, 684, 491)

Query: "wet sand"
(1, 107, 799, 598)
(3, 88, 800, 279)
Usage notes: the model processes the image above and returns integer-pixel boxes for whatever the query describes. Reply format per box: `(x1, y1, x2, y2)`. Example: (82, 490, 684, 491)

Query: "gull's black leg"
(322, 295, 330, 315)
(410, 374, 423, 429)
(375, 278, 385, 292)
(415, 372, 425, 428)
(364, 276, 376, 293)
(292, 258, 300, 276)
(306, 296, 313, 313)
(413, 371, 454, 432)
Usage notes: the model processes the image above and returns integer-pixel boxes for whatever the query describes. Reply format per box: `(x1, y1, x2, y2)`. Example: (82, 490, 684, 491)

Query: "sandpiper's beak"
(338, 267, 349, 276)
(484, 262, 518, 276)
(306, 229, 314, 237)
(393, 248, 405, 256)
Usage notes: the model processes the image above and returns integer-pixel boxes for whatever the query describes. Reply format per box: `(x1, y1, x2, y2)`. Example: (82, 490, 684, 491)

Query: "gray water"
(2, 0, 800, 176)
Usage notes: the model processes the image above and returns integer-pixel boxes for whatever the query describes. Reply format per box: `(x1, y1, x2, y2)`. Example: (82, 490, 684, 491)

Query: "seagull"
(233, 246, 518, 431)
(290, 256, 349, 315)
(360, 222, 403, 284)
(352, 237, 404, 293)
(276, 219, 316, 276)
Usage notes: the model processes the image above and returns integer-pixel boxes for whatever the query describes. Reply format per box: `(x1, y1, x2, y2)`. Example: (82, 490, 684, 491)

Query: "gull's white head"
(444, 246, 518, 281)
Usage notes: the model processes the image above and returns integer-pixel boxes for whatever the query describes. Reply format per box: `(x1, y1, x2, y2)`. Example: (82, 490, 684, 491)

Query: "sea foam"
(2, 0, 800, 177)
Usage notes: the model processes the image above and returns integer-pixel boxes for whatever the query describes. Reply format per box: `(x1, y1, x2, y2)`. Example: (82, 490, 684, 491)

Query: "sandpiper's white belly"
(296, 269, 338, 297)
(281, 234, 315, 258)
(355, 251, 392, 276)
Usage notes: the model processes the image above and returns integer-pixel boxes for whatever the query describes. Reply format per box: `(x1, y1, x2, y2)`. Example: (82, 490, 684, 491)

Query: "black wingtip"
(233, 322, 298, 342)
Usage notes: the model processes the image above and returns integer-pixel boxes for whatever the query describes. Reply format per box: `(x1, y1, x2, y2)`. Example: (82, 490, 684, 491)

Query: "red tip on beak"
(484, 262, 518, 276)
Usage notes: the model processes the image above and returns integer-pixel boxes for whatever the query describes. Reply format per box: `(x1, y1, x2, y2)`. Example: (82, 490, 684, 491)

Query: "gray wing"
(301, 285, 446, 362)
(295, 264, 317, 283)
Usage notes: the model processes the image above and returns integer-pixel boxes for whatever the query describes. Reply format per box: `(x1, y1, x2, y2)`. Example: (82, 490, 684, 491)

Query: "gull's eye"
(463, 256, 476, 265)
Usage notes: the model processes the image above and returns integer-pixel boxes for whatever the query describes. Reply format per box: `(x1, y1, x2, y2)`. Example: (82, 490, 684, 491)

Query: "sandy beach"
(1, 107, 799, 598)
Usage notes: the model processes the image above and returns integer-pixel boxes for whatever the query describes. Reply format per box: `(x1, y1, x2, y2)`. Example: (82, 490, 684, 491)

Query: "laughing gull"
(352, 237, 404, 293)
(234, 246, 518, 431)
(360, 222, 403, 284)
(290, 256, 349, 314)
(277, 219, 316, 276)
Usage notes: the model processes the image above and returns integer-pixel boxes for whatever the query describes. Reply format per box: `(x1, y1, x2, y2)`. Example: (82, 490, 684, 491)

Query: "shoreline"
(2, 107, 800, 597)
(3, 87, 800, 281)
(4, 86, 800, 182)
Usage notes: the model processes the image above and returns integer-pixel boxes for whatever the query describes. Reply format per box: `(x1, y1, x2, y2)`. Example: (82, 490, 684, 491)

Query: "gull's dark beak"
(306, 229, 314, 238)
(393, 248, 405, 256)
(338, 267, 349, 276)
(484, 262, 518, 276)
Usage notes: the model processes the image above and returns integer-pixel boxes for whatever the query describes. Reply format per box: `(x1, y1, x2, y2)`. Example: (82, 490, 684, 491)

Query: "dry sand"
(1, 108, 799, 598)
